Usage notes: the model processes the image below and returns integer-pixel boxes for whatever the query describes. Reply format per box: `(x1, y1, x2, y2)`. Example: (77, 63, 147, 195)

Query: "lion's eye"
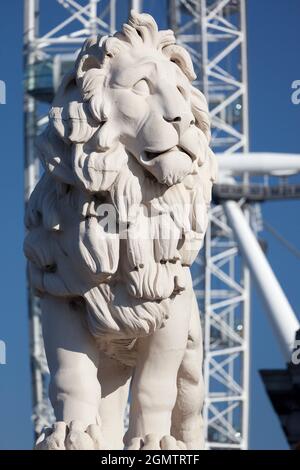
(177, 85, 188, 101)
(132, 79, 150, 96)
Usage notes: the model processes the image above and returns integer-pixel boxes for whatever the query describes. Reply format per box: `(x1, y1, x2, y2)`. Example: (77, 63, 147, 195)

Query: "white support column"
(89, 0, 98, 37)
(131, 0, 141, 12)
(218, 153, 300, 176)
(24, 0, 49, 438)
(24, 0, 39, 200)
(223, 200, 299, 360)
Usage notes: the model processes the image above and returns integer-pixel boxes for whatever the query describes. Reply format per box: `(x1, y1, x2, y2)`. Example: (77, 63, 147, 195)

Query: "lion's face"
(62, 12, 212, 191)
(105, 47, 196, 186)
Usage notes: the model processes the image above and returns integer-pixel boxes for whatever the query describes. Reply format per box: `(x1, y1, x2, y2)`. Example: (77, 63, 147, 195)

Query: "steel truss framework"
(24, 0, 250, 448)
(169, 0, 250, 449)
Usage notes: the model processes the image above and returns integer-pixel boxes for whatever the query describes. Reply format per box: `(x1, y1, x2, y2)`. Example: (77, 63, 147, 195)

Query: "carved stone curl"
(24, 10, 217, 450)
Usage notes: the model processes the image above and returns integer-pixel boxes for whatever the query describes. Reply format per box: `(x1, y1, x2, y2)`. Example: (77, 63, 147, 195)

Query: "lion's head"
(48, 10, 211, 189)
(24, 11, 217, 346)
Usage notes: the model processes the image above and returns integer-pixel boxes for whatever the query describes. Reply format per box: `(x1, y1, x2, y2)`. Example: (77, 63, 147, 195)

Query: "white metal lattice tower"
(169, 0, 250, 449)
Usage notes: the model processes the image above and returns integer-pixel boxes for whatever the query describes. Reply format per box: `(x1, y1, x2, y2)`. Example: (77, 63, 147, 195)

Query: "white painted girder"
(218, 153, 300, 176)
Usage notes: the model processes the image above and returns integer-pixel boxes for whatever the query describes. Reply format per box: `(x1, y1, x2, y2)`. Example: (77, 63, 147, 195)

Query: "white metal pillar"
(218, 152, 300, 176)
(131, 0, 142, 12)
(223, 201, 299, 360)
(201, 204, 250, 449)
(24, 0, 54, 437)
(201, 0, 250, 450)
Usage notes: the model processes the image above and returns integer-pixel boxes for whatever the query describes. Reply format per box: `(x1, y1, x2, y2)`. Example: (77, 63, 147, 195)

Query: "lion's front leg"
(124, 281, 193, 450)
(36, 295, 104, 450)
(97, 352, 133, 450)
(171, 293, 205, 450)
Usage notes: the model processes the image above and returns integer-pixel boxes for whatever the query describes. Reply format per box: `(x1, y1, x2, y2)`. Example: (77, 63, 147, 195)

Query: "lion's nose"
(163, 116, 182, 123)
(163, 113, 192, 135)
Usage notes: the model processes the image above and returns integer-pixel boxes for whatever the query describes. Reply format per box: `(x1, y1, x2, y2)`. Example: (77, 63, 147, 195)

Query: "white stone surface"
(24, 10, 217, 450)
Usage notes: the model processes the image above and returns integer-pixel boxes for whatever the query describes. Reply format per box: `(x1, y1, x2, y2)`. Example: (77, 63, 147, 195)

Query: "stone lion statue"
(24, 11, 217, 450)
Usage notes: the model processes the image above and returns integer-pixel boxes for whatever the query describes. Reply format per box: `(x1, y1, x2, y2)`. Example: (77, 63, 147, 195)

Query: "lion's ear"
(76, 54, 102, 81)
(163, 44, 196, 82)
(75, 53, 109, 123)
(75, 36, 103, 82)
(75, 53, 104, 103)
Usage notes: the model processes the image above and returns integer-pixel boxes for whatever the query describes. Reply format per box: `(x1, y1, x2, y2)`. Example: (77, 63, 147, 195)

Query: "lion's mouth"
(138, 145, 195, 186)
(143, 150, 165, 161)
(142, 145, 194, 164)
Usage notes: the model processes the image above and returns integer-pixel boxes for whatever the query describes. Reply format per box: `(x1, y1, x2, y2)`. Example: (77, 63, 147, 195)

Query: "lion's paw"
(35, 421, 105, 450)
(35, 422, 66, 450)
(126, 434, 186, 450)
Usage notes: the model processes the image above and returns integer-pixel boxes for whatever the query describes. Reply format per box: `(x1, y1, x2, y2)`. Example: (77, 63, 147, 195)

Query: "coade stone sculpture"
(24, 11, 217, 450)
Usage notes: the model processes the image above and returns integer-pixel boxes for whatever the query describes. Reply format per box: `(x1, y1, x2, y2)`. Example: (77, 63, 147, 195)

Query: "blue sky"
(0, 0, 299, 450)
